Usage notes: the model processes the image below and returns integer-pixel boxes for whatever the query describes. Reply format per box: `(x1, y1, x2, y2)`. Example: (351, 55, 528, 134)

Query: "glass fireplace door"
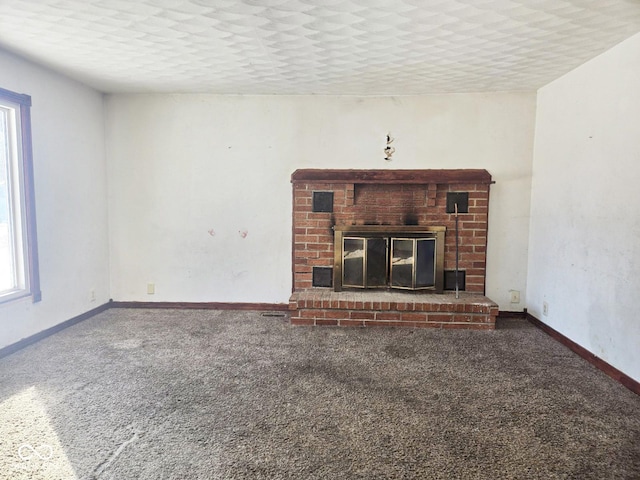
(342, 237, 387, 288)
(390, 238, 436, 289)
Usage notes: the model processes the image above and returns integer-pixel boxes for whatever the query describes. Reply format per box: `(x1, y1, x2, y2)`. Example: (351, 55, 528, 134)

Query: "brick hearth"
(290, 290, 498, 329)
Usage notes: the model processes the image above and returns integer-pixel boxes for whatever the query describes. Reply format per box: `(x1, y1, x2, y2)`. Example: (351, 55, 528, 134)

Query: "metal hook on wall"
(384, 133, 395, 161)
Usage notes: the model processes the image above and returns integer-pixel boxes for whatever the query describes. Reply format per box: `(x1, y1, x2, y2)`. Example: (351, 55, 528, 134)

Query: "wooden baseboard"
(109, 301, 290, 311)
(526, 313, 639, 396)
(0, 302, 111, 359)
(497, 310, 527, 319)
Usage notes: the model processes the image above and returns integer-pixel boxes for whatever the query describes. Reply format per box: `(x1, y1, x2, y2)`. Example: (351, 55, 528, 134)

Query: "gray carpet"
(1, 309, 639, 479)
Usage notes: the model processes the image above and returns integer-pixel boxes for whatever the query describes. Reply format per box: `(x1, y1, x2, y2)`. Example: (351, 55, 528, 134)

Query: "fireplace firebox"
(333, 225, 445, 293)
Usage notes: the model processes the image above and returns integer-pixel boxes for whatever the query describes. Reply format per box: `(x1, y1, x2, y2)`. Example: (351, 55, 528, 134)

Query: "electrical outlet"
(543, 301, 549, 316)
(90, 289, 96, 302)
(147, 283, 155, 295)
(510, 290, 520, 304)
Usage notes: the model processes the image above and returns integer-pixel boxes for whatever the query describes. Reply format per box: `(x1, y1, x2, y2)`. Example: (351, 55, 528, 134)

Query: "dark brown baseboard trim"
(0, 302, 111, 359)
(109, 301, 290, 311)
(527, 313, 639, 396)
(497, 310, 527, 319)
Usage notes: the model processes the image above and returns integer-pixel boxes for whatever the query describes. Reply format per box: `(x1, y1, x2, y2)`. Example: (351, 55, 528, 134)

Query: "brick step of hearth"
(289, 290, 498, 330)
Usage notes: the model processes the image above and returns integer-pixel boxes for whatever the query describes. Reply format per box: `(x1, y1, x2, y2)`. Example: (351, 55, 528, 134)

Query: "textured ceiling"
(0, 0, 639, 95)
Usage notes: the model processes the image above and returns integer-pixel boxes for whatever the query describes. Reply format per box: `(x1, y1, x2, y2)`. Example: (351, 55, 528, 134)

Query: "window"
(0, 87, 40, 303)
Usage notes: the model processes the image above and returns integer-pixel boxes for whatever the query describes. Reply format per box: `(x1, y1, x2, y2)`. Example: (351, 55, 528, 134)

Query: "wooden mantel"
(291, 169, 493, 185)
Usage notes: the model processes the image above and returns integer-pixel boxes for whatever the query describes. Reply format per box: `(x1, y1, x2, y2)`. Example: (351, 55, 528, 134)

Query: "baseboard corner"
(0, 302, 111, 359)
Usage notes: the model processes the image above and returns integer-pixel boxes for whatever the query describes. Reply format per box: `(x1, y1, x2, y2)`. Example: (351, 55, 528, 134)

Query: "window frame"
(0, 87, 40, 304)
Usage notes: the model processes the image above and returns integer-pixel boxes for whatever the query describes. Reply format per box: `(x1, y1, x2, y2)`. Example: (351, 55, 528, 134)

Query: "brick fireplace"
(289, 169, 499, 329)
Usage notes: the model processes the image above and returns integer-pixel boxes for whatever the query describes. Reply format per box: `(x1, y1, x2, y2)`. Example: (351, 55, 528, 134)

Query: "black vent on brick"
(446, 192, 469, 214)
(312, 191, 334, 213)
(444, 270, 466, 291)
(312, 267, 333, 287)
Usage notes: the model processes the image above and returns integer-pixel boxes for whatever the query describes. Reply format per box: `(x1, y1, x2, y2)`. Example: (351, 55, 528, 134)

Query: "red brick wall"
(292, 170, 491, 293)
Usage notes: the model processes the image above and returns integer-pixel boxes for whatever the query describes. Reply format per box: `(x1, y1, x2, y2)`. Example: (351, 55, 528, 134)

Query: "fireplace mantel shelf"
(291, 169, 493, 185)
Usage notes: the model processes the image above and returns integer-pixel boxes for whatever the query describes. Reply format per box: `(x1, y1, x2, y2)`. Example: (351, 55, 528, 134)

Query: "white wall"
(528, 33, 640, 382)
(106, 93, 535, 307)
(0, 49, 110, 350)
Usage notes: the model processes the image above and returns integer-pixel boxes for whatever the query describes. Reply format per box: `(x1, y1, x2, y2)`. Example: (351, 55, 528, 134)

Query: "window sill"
(0, 289, 40, 306)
